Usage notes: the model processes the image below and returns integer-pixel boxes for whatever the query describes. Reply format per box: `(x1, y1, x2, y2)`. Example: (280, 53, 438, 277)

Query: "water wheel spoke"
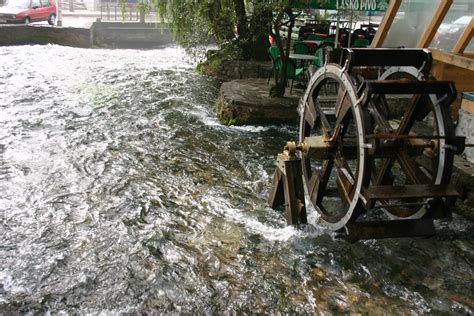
(396, 94, 424, 135)
(369, 99, 392, 133)
(308, 160, 334, 205)
(335, 93, 352, 127)
(396, 152, 432, 184)
(373, 158, 395, 185)
(314, 101, 332, 137)
(380, 201, 419, 217)
(303, 153, 312, 179)
(335, 88, 347, 116)
(334, 154, 355, 204)
(304, 100, 318, 128)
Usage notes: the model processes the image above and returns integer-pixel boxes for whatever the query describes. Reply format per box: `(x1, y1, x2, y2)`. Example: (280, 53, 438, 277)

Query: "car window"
(31, 0, 39, 7)
(453, 16, 472, 25)
(4, 0, 30, 9)
(41, 0, 49, 6)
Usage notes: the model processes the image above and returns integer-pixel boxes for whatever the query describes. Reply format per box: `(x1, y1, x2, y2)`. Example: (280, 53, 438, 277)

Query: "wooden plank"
(363, 184, 458, 200)
(347, 48, 433, 70)
(365, 80, 456, 97)
(417, 0, 453, 48)
(453, 17, 474, 54)
(345, 219, 435, 241)
(431, 60, 474, 92)
(371, 0, 402, 48)
(268, 168, 285, 209)
(430, 55, 473, 119)
(432, 49, 474, 71)
(461, 98, 474, 113)
(282, 158, 307, 225)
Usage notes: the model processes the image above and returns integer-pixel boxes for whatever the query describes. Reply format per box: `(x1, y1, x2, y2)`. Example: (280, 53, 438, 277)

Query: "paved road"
(31, 16, 96, 28)
(29, 10, 161, 28)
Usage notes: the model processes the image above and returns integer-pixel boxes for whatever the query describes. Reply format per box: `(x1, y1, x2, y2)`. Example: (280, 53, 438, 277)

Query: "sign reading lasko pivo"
(294, 0, 390, 11)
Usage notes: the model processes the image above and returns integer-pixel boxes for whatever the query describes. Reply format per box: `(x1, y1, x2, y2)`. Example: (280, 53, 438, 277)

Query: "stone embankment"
(0, 21, 173, 48)
(0, 24, 91, 47)
(206, 56, 303, 126)
(216, 78, 302, 125)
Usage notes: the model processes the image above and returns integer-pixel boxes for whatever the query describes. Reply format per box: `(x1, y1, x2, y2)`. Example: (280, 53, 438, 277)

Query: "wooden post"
(57, 0, 62, 26)
(268, 149, 307, 225)
(371, 0, 402, 48)
(417, 0, 453, 48)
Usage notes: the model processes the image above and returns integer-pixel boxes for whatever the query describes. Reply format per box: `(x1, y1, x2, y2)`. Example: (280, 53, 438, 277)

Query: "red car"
(0, 0, 56, 25)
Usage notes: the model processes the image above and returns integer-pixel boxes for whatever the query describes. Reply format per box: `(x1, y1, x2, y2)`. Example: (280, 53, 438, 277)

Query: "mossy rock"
(216, 78, 302, 126)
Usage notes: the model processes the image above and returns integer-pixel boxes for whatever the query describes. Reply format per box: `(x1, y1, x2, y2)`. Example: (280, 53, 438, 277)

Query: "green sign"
(294, 0, 390, 11)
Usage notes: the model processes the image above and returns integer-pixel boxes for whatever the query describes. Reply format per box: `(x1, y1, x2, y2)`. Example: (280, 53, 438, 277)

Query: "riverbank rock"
(452, 157, 474, 221)
(216, 78, 303, 125)
(198, 58, 273, 81)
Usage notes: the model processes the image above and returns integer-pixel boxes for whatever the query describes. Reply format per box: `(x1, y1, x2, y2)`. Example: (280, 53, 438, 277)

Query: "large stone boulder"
(216, 78, 302, 125)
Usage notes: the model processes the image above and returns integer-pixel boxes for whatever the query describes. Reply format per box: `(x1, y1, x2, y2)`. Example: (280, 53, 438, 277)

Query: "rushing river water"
(0, 45, 473, 314)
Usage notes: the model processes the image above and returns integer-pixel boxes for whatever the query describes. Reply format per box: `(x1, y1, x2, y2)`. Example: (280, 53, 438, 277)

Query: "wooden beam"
(432, 49, 474, 71)
(417, 0, 453, 48)
(453, 17, 474, 54)
(371, 0, 402, 48)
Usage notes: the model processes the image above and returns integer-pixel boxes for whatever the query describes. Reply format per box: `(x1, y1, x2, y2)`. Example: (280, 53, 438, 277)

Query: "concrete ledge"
(91, 21, 173, 48)
(216, 78, 303, 125)
(0, 22, 174, 49)
(0, 25, 91, 48)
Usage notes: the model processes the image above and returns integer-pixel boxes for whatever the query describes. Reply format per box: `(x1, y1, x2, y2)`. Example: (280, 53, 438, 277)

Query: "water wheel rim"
(299, 63, 367, 231)
(376, 66, 455, 219)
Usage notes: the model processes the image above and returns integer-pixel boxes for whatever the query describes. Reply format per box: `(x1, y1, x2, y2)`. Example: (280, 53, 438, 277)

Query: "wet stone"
(216, 78, 304, 125)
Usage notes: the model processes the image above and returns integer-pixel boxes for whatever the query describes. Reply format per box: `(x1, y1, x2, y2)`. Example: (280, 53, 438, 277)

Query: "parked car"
(434, 15, 472, 50)
(0, 0, 56, 25)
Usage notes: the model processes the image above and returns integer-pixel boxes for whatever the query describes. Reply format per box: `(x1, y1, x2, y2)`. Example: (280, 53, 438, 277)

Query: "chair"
(269, 46, 280, 59)
(307, 34, 325, 41)
(352, 38, 370, 48)
(313, 41, 335, 68)
(274, 56, 304, 94)
(345, 33, 360, 47)
(293, 42, 310, 55)
(353, 28, 366, 38)
(323, 36, 336, 43)
(267, 46, 281, 84)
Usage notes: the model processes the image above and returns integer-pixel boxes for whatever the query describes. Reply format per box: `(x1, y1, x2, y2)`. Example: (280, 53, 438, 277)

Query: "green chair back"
(323, 37, 336, 43)
(274, 57, 303, 78)
(352, 38, 370, 47)
(293, 42, 310, 55)
(268, 46, 280, 60)
(313, 41, 335, 67)
(307, 34, 325, 41)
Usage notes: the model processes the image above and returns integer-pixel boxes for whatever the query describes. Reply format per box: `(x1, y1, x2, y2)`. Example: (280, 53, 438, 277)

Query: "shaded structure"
(371, 0, 473, 117)
(269, 48, 466, 241)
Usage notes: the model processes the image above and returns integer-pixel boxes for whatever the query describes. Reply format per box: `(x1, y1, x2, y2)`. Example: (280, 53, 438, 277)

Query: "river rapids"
(0, 45, 472, 314)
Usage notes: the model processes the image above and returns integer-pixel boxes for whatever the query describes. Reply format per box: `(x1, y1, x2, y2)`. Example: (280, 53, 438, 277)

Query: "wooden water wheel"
(269, 49, 465, 241)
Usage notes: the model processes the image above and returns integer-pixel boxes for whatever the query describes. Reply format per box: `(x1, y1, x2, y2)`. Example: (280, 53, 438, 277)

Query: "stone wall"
(207, 59, 273, 82)
(0, 25, 91, 48)
(0, 22, 175, 49)
(216, 78, 300, 126)
(198, 49, 272, 82)
(91, 21, 173, 48)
